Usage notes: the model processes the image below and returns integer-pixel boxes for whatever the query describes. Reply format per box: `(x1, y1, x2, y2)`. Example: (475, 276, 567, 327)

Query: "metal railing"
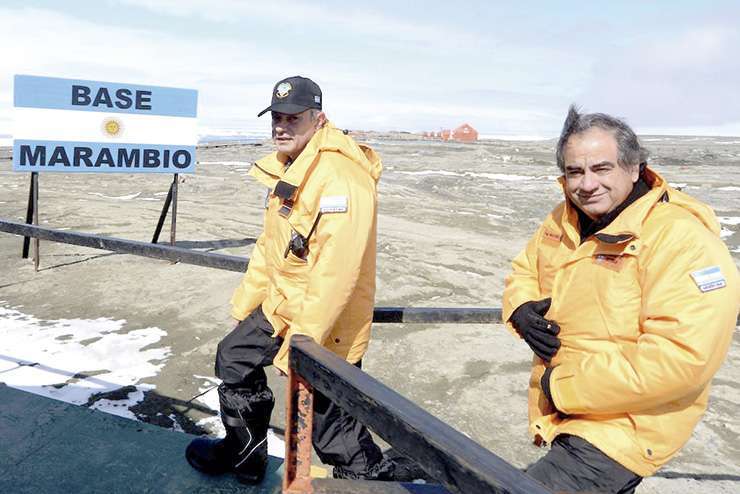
(4, 219, 739, 326)
(0, 219, 247, 272)
(284, 335, 552, 494)
(0, 219, 505, 324)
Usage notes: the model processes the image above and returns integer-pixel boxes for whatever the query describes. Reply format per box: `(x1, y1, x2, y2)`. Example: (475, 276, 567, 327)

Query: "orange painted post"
(283, 368, 314, 494)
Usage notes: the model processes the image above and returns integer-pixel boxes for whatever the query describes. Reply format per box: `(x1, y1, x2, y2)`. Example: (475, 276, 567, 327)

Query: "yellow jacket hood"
(249, 122, 382, 192)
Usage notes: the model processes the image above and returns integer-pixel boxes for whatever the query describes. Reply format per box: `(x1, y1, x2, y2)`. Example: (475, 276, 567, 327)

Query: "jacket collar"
(249, 125, 328, 196)
(558, 167, 668, 244)
(248, 121, 382, 199)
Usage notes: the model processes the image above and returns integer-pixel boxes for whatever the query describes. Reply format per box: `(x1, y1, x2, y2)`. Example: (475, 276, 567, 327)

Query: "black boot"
(228, 397, 273, 484)
(185, 428, 239, 476)
(333, 455, 396, 481)
(383, 451, 436, 483)
(185, 384, 274, 485)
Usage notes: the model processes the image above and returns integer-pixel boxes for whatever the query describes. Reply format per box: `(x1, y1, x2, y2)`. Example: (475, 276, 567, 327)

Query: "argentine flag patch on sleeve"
(319, 195, 348, 213)
(690, 266, 726, 293)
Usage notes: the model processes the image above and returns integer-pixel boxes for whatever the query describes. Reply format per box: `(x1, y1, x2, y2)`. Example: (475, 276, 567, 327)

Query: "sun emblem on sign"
(101, 117, 123, 138)
(275, 82, 292, 98)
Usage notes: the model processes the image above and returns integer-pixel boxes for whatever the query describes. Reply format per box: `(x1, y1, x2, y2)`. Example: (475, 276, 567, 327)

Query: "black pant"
(527, 434, 643, 494)
(215, 307, 383, 474)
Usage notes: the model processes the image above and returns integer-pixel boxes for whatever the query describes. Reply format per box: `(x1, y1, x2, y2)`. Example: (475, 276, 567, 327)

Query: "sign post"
(170, 173, 178, 246)
(21, 172, 37, 259)
(151, 173, 179, 245)
(12, 75, 198, 268)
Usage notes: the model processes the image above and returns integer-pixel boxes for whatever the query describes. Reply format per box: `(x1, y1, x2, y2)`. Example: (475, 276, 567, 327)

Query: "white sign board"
(13, 75, 198, 173)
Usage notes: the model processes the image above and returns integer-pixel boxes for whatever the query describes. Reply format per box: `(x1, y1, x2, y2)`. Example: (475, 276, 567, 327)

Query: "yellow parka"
(230, 123, 382, 373)
(503, 168, 739, 477)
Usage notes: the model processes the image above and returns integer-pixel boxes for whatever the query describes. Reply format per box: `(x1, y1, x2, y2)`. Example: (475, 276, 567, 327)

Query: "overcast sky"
(2, 0, 739, 137)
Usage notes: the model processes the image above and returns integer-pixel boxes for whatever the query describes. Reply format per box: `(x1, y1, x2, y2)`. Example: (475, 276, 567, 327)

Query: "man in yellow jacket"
(503, 105, 739, 493)
(186, 76, 392, 483)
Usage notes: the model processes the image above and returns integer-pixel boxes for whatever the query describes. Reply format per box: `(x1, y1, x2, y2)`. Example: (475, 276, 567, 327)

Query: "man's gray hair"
(555, 105, 648, 172)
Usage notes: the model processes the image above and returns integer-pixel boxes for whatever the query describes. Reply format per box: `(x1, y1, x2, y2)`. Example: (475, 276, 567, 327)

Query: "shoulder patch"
(690, 266, 726, 293)
(320, 195, 348, 213)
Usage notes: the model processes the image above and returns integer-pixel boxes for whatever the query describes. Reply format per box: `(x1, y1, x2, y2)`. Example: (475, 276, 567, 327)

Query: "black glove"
(509, 298, 560, 362)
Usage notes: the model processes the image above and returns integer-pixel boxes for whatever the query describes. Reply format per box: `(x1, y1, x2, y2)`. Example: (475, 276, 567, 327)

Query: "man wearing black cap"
(257, 76, 325, 161)
(186, 76, 394, 483)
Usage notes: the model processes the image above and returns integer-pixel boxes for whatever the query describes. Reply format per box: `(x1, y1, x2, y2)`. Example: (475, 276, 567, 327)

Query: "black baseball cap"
(257, 76, 322, 117)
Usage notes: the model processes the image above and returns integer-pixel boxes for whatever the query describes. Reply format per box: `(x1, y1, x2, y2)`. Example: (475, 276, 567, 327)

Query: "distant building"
(424, 124, 478, 142)
(452, 123, 478, 143)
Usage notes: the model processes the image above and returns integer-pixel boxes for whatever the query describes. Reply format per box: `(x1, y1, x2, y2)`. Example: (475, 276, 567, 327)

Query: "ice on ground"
(267, 429, 286, 459)
(193, 374, 221, 413)
(88, 192, 141, 200)
(393, 169, 537, 181)
(0, 304, 169, 412)
(198, 161, 250, 166)
(470, 172, 533, 181)
(395, 170, 463, 177)
(718, 216, 740, 226)
(478, 134, 551, 141)
(89, 387, 148, 420)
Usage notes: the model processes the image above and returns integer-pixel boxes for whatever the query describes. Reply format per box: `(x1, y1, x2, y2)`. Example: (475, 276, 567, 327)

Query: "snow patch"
(88, 192, 141, 201)
(198, 161, 250, 166)
(395, 170, 463, 177)
(89, 387, 148, 420)
(394, 169, 536, 181)
(718, 216, 740, 226)
(0, 305, 169, 411)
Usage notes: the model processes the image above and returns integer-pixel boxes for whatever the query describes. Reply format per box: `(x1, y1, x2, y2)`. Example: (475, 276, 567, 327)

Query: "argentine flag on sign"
(12, 75, 198, 173)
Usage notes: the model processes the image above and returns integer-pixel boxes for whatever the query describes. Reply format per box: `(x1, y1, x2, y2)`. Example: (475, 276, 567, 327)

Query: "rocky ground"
(1, 135, 738, 492)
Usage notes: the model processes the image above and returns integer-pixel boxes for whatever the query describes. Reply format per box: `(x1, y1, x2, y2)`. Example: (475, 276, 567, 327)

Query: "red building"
(452, 123, 478, 143)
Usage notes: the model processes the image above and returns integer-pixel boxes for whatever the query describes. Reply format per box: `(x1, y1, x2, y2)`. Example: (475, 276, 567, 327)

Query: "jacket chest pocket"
(274, 193, 318, 267)
(592, 253, 641, 340)
(537, 243, 569, 295)
(280, 247, 310, 279)
(552, 254, 641, 343)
